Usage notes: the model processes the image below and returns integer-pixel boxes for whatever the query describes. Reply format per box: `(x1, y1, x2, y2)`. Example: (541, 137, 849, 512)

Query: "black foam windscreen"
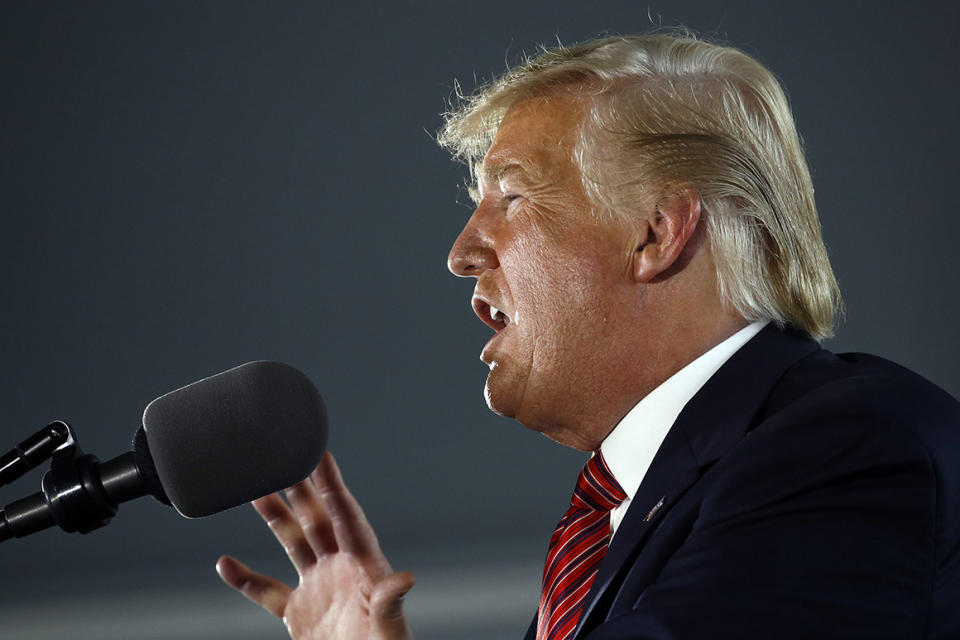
(141, 361, 328, 518)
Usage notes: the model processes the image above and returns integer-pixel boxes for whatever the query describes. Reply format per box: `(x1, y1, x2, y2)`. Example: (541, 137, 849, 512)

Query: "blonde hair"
(439, 33, 843, 341)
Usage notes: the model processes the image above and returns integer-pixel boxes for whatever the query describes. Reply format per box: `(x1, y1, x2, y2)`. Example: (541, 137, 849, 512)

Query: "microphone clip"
(0, 421, 118, 540)
(0, 420, 75, 488)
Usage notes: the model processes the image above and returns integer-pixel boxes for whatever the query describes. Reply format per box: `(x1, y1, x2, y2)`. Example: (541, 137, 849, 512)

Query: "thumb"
(370, 571, 416, 640)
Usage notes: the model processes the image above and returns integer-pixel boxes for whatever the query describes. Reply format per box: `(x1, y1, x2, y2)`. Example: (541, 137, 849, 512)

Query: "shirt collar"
(600, 321, 768, 500)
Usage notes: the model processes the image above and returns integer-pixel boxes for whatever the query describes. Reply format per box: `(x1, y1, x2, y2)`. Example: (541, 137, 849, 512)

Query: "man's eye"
(503, 194, 523, 220)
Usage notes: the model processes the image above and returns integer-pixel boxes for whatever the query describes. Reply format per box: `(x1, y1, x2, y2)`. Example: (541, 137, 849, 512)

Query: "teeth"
(490, 305, 502, 323)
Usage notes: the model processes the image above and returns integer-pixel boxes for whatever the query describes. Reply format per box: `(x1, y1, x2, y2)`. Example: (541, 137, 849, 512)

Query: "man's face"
(447, 96, 642, 450)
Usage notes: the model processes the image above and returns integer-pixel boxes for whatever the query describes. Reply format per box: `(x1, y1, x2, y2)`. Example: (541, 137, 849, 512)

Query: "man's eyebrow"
(479, 160, 532, 185)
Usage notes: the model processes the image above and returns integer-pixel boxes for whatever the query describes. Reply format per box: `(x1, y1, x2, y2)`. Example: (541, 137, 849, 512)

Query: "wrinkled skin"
(448, 96, 650, 450)
(448, 94, 741, 451)
(217, 453, 415, 640)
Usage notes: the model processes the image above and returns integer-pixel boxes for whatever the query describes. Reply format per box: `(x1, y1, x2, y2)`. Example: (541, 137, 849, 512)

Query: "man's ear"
(632, 188, 703, 283)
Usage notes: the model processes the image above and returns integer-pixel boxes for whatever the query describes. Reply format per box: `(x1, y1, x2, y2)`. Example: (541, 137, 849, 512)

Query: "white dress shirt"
(600, 321, 768, 538)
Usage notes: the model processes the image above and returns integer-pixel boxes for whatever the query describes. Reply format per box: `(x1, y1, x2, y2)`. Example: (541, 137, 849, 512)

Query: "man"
(216, 33, 960, 639)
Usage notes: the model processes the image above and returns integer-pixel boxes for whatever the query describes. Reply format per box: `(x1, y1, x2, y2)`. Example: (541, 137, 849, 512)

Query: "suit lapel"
(572, 326, 820, 638)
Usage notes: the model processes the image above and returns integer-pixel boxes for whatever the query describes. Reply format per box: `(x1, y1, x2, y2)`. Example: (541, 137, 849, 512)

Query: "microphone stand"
(0, 421, 139, 541)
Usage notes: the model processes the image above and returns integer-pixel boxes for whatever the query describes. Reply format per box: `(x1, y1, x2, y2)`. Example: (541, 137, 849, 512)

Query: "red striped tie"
(537, 451, 626, 640)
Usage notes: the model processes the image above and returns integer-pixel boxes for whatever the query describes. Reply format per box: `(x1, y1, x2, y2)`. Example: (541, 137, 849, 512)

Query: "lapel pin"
(644, 495, 666, 522)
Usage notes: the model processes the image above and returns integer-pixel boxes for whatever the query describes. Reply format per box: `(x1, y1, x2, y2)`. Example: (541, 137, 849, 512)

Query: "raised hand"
(216, 452, 415, 640)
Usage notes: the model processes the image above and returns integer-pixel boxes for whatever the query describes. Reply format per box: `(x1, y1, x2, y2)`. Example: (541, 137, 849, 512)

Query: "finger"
(252, 493, 317, 574)
(216, 555, 292, 618)
(370, 571, 416, 640)
(312, 452, 382, 560)
(285, 478, 338, 556)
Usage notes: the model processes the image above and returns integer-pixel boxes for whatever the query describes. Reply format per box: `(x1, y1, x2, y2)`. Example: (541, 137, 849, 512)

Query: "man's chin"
(483, 367, 596, 450)
(483, 376, 515, 419)
(482, 363, 525, 420)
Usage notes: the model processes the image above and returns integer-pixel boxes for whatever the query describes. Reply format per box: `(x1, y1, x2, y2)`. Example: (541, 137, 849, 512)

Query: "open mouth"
(472, 297, 511, 333)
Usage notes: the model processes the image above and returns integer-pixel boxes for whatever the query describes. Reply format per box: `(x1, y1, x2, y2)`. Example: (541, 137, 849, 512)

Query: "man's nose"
(447, 208, 499, 277)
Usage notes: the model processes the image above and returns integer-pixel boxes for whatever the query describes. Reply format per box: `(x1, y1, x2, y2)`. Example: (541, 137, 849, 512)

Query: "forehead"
(479, 95, 588, 185)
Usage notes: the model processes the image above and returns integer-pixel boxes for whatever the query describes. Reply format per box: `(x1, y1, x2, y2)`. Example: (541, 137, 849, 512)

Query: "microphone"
(0, 361, 328, 541)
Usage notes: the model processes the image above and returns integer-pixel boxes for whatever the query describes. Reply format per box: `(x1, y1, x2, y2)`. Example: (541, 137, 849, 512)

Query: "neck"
(558, 280, 748, 452)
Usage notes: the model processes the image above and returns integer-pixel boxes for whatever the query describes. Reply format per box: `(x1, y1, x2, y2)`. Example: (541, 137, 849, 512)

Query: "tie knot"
(571, 451, 626, 512)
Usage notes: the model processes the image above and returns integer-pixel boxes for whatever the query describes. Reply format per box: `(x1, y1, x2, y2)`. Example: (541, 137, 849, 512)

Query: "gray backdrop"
(1, 2, 957, 639)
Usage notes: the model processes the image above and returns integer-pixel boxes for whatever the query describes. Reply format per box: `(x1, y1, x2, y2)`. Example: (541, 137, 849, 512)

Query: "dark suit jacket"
(524, 325, 960, 639)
